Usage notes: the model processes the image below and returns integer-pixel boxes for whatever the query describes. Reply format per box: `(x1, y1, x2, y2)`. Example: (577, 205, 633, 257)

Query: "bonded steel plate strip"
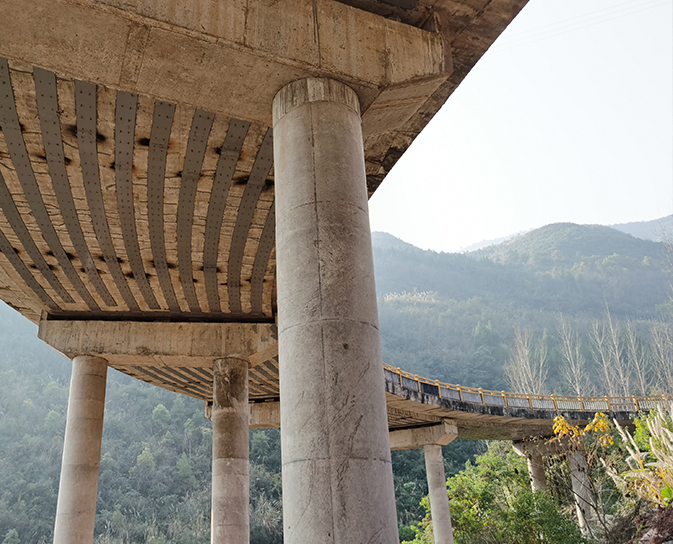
(115, 91, 159, 309)
(247, 368, 275, 390)
(265, 357, 279, 373)
(249, 362, 276, 383)
(131, 366, 204, 399)
(249, 367, 279, 395)
(159, 367, 210, 396)
(33, 67, 115, 307)
(250, 381, 278, 397)
(150, 367, 209, 397)
(247, 365, 278, 394)
(250, 201, 274, 315)
(147, 100, 179, 312)
(177, 109, 214, 313)
(187, 366, 214, 383)
(0, 59, 76, 304)
(228, 129, 273, 314)
(177, 366, 213, 390)
(261, 359, 280, 390)
(0, 170, 68, 307)
(247, 378, 278, 397)
(75, 80, 139, 311)
(203, 118, 250, 313)
(0, 227, 58, 311)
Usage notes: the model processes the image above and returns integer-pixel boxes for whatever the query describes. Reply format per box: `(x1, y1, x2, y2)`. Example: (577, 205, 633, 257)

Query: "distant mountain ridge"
(370, 231, 420, 252)
(472, 222, 665, 267)
(372, 221, 669, 319)
(609, 215, 673, 242)
(452, 215, 673, 253)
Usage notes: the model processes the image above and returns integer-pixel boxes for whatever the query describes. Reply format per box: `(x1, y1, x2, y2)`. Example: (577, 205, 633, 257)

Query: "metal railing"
(383, 363, 671, 413)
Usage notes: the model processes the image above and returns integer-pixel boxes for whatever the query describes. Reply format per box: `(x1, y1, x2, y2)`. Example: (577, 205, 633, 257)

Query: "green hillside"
(474, 222, 664, 267)
(375, 223, 669, 321)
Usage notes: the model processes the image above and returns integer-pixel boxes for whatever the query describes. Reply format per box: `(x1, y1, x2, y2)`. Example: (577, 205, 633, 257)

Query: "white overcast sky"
(368, 0, 673, 252)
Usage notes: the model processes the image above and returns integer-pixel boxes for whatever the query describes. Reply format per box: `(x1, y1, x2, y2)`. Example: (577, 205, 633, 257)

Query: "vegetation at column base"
(400, 442, 589, 544)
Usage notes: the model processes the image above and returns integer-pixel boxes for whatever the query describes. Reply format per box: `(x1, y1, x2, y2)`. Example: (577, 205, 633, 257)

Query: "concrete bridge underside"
(0, 1, 542, 543)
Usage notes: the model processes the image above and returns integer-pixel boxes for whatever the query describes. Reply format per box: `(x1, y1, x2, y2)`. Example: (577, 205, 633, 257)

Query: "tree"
(624, 321, 650, 396)
(404, 442, 587, 544)
(650, 322, 673, 393)
(590, 312, 631, 397)
(505, 327, 549, 394)
(151, 404, 171, 429)
(1, 530, 19, 544)
(558, 316, 593, 396)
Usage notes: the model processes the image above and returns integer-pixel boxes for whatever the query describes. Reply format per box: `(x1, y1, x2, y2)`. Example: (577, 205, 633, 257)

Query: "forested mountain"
(2, 220, 672, 543)
(376, 223, 669, 322)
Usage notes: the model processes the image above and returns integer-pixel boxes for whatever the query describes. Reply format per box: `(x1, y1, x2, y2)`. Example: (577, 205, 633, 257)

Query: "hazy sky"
(368, 0, 673, 253)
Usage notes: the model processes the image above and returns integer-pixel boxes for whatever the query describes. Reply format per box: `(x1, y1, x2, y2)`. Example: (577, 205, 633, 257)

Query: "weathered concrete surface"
(273, 78, 398, 543)
(38, 320, 277, 366)
(424, 444, 455, 544)
(390, 419, 458, 450)
(212, 357, 249, 544)
(249, 401, 280, 429)
(53, 355, 108, 544)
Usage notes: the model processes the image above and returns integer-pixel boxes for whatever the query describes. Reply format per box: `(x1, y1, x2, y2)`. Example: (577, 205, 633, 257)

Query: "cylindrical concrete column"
(568, 449, 593, 530)
(211, 357, 249, 544)
(424, 445, 455, 544)
(273, 77, 398, 544)
(53, 355, 108, 544)
(527, 453, 548, 492)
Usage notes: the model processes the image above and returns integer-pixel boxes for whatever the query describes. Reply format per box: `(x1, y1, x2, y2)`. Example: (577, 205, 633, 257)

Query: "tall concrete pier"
(212, 357, 250, 544)
(424, 444, 455, 544)
(53, 356, 108, 544)
(274, 78, 398, 542)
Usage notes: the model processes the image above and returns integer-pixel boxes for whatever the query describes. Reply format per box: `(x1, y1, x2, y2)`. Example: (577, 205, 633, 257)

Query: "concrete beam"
(249, 401, 280, 429)
(0, 0, 447, 127)
(38, 320, 277, 366)
(390, 420, 458, 450)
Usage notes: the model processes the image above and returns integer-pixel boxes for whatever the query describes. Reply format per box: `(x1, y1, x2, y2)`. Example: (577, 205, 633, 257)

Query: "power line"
(501, 0, 665, 41)
(491, 1, 672, 53)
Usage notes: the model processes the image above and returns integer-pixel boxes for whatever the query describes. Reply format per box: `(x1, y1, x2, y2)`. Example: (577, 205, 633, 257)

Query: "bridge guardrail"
(383, 363, 671, 413)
